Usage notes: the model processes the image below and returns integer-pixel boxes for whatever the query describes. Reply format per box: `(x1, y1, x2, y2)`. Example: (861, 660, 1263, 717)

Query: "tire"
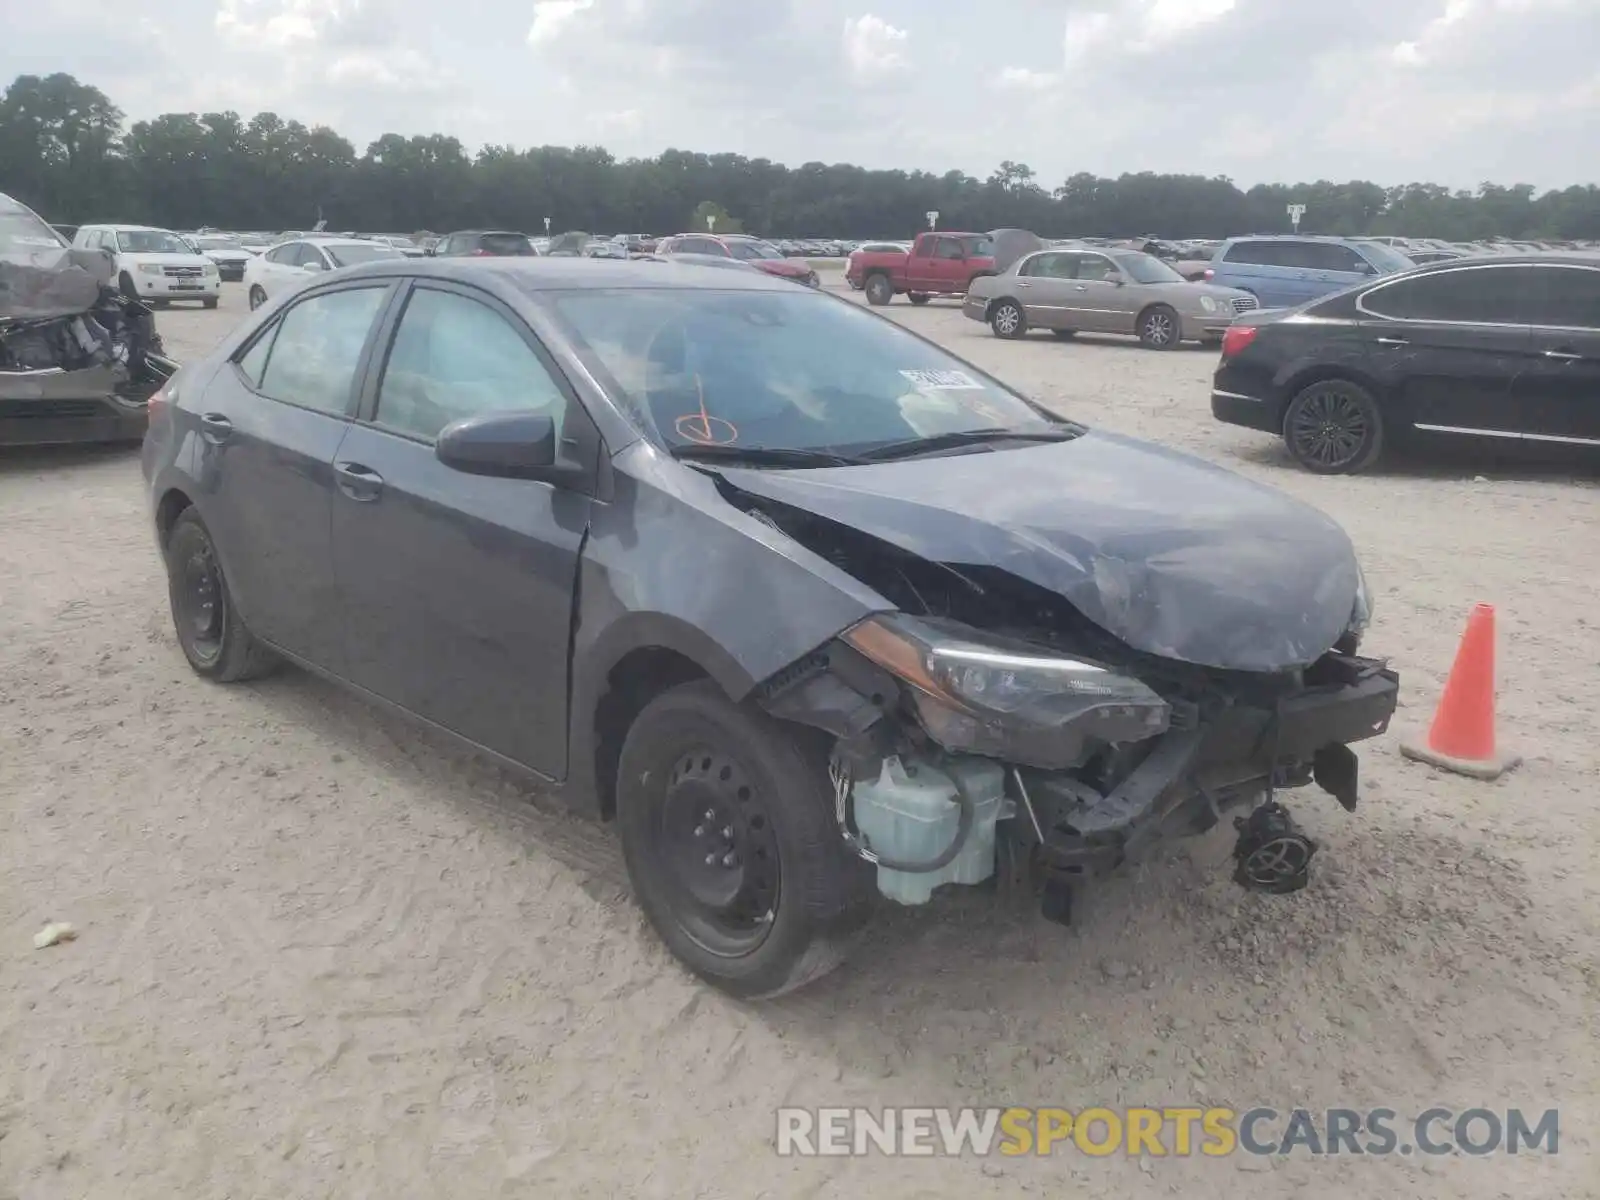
(119, 271, 138, 301)
(1051, 329, 1077, 340)
(248, 285, 267, 310)
(907, 292, 930, 305)
(202, 297, 219, 310)
(615, 680, 875, 999)
(989, 299, 1026, 339)
(864, 274, 894, 306)
(163, 509, 280, 682)
(1282, 379, 1385, 474)
(1137, 305, 1181, 350)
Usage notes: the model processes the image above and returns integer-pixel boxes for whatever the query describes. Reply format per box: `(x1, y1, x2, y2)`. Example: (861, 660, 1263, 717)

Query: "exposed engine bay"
(736, 486, 1400, 923)
(1, 194, 176, 445)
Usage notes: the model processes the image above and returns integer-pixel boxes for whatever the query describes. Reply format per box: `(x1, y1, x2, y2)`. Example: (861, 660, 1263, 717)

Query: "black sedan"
(142, 257, 1397, 997)
(1212, 253, 1600, 473)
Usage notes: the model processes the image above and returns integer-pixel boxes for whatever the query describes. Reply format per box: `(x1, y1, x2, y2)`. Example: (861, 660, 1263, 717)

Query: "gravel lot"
(2, 281, 1597, 1199)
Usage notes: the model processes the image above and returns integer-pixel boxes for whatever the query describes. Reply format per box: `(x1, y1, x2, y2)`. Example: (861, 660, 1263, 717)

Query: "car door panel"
(1512, 265, 1600, 441)
(1068, 255, 1124, 333)
(1013, 252, 1071, 326)
(1356, 265, 1538, 435)
(192, 282, 395, 671)
(330, 282, 595, 777)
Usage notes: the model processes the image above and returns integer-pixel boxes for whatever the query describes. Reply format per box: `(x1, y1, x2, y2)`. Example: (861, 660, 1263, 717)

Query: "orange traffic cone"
(1400, 603, 1520, 780)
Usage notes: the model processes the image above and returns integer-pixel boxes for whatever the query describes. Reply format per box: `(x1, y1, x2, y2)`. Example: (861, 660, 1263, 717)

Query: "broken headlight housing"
(843, 613, 1171, 770)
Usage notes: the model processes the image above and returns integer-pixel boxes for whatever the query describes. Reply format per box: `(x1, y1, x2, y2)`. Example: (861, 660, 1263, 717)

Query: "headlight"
(843, 613, 1171, 769)
(137, 263, 163, 275)
(203, 262, 218, 275)
(1199, 294, 1218, 313)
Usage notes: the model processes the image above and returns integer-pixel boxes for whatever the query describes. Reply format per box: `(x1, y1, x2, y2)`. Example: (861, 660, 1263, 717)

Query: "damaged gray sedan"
(2, 193, 175, 447)
(141, 257, 1397, 998)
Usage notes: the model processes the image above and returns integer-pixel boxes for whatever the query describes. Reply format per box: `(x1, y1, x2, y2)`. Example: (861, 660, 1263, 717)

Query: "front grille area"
(1231, 295, 1259, 314)
(163, 265, 203, 278)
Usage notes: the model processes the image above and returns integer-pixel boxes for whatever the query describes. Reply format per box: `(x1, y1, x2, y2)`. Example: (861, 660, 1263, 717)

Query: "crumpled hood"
(718, 430, 1361, 673)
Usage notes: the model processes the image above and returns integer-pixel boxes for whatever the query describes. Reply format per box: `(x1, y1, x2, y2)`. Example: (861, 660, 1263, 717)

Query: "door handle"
(1074, 285, 1088, 291)
(334, 461, 384, 501)
(1542, 349, 1582, 360)
(1375, 337, 1409, 347)
(199, 412, 233, 443)
(1017, 281, 1031, 288)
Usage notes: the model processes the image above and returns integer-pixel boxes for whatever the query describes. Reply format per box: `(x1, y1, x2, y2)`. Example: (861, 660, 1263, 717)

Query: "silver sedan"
(964, 247, 1260, 349)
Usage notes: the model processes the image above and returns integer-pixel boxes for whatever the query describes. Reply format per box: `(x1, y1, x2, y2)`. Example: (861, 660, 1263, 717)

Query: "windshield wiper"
(670, 443, 865, 468)
(855, 425, 1082, 462)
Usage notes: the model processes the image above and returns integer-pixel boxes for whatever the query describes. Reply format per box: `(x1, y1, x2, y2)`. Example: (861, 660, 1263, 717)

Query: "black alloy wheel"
(1283, 379, 1385, 474)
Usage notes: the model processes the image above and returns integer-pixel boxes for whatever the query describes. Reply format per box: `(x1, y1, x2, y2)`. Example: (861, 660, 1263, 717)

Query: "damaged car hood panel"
(718, 430, 1361, 673)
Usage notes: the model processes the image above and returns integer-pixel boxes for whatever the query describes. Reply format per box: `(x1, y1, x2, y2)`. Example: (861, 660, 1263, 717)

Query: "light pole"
(1287, 203, 1306, 233)
(543, 216, 551, 235)
(926, 210, 939, 230)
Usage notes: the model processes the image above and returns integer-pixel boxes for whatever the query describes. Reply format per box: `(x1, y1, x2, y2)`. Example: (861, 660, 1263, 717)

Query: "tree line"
(4, 72, 1598, 242)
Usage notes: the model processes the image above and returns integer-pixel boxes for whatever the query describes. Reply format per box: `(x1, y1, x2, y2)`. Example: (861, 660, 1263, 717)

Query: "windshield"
(481, 232, 535, 256)
(1352, 241, 1416, 272)
(727, 240, 783, 261)
(1113, 252, 1185, 284)
(325, 243, 404, 267)
(0, 200, 67, 252)
(120, 230, 193, 254)
(543, 288, 1055, 455)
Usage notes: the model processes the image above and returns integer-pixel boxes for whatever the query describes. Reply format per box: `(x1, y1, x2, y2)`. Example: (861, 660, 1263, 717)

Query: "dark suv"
(430, 230, 536, 258)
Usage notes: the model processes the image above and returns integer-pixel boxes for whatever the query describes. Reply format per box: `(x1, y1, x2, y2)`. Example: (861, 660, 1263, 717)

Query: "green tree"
(690, 199, 742, 234)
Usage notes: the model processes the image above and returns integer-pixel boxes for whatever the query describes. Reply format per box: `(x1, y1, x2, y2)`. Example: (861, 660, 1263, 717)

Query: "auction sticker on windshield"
(899, 369, 985, 390)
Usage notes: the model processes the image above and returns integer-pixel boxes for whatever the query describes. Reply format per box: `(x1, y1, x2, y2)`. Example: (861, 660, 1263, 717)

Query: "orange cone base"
(1399, 737, 1521, 781)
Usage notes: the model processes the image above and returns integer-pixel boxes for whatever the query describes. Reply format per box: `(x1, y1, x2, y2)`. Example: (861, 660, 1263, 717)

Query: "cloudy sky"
(6, 0, 1597, 188)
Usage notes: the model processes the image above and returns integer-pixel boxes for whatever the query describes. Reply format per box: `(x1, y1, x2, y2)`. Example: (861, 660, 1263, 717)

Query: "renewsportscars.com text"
(775, 1106, 1560, 1159)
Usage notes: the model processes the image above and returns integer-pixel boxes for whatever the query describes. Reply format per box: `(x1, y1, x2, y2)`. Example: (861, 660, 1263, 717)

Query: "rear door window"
(1299, 242, 1369, 273)
(1524, 265, 1600, 329)
(1223, 240, 1284, 266)
(256, 286, 388, 414)
(1020, 252, 1073, 278)
(1361, 265, 1537, 324)
(933, 238, 965, 261)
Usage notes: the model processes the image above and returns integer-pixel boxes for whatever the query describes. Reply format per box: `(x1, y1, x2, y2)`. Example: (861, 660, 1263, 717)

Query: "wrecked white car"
(1, 193, 175, 448)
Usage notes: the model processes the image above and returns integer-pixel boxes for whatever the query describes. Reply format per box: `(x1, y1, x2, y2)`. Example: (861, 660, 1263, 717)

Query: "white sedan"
(243, 237, 405, 309)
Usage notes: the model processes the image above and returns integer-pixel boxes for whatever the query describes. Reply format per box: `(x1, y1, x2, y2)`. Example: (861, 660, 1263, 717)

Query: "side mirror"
(436, 411, 558, 480)
(302, 260, 325, 272)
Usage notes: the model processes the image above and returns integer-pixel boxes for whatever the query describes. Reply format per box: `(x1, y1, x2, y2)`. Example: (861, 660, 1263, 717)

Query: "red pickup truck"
(845, 231, 997, 306)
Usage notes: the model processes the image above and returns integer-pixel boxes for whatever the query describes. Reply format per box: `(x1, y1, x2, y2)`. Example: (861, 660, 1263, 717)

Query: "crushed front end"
(746, 498, 1399, 922)
(1, 197, 177, 448)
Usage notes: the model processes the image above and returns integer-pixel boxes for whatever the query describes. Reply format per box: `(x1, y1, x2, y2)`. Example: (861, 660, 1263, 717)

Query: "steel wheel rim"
(657, 748, 782, 958)
(179, 543, 224, 664)
(995, 305, 1020, 334)
(1291, 389, 1369, 468)
(1145, 312, 1174, 344)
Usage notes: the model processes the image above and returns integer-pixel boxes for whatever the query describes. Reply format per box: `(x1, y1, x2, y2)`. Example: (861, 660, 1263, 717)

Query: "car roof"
(285, 236, 385, 248)
(85, 223, 175, 232)
(1401, 252, 1600, 272)
(443, 229, 526, 237)
(333, 256, 801, 292)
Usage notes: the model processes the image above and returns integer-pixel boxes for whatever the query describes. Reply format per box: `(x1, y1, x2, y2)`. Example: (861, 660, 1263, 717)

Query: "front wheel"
(248, 285, 267, 310)
(907, 292, 930, 305)
(989, 300, 1026, 339)
(864, 274, 893, 306)
(202, 297, 219, 310)
(1138, 305, 1180, 350)
(163, 509, 280, 681)
(1283, 379, 1385, 474)
(615, 680, 874, 999)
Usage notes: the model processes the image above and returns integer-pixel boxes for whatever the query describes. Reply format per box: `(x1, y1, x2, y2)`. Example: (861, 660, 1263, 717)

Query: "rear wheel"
(907, 292, 930, 305)
(1137, 305, 1180, 350)
(989, 300, 1026, 339)
(1283, 379, 1385, 474)
(248, 285, 267, 310)
(864, 274, 894, 306)
(615, 680, 874, 999)
(163, 509, 280, 682)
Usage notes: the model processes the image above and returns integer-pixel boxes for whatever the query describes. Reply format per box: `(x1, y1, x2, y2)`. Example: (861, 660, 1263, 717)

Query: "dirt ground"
(2, 281, 1597, 1200)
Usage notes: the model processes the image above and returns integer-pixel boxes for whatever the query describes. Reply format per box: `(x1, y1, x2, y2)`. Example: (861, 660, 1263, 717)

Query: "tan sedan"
(963, 246, 1260, 349)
